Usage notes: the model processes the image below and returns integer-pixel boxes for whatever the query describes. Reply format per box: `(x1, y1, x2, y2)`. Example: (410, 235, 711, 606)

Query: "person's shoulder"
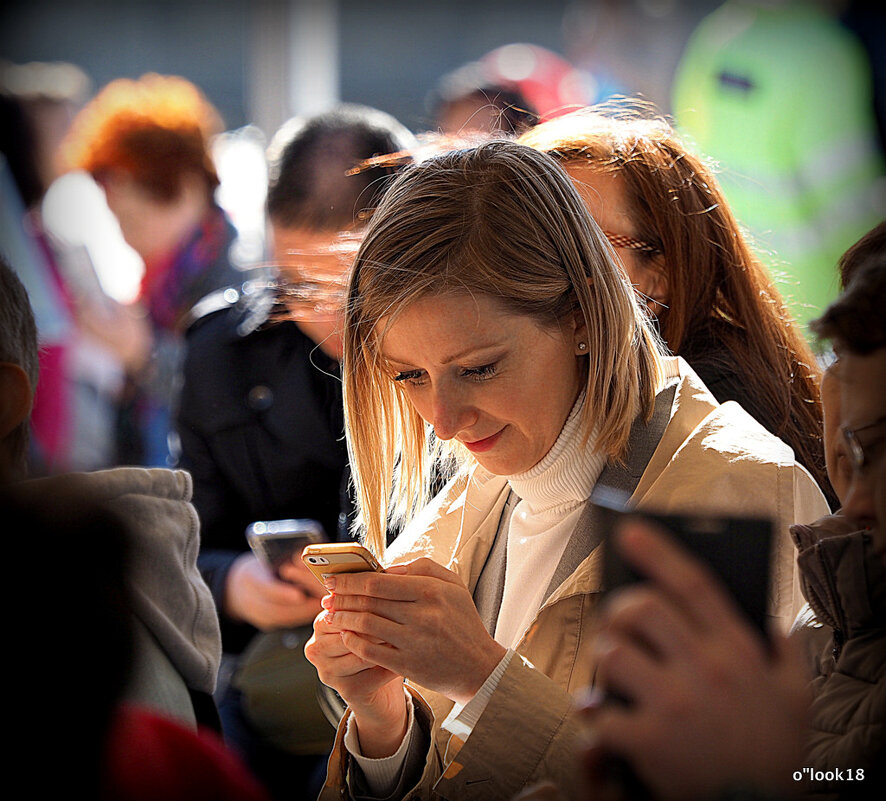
(185, 279, 275, 338)
(182, 280, 316, 367)
(656, 359, 797, 473)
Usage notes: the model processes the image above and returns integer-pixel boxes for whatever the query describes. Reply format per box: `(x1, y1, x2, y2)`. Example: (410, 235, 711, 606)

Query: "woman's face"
(563, 162, 668, 310)
(100, 170, 208, 265)
(379, 292, 586, 476)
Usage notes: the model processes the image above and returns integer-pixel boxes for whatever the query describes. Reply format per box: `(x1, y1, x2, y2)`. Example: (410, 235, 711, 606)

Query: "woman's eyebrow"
(381, 341, 505, 367)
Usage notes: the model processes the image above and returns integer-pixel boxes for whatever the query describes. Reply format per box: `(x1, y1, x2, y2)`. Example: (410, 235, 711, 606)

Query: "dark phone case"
(599, 508, 773, 635)
(592, 491, 774, 798)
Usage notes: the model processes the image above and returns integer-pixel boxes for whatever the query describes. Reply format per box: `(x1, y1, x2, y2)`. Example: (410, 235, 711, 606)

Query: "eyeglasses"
(842, 415, 886, 473)
(602, 230, 661, 255)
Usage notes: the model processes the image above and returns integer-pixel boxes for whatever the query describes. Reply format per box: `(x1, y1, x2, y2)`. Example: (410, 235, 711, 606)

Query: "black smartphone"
(590, 488, 774, 799)
(245, 518, 325, 578)
(594, 487, 773, 636)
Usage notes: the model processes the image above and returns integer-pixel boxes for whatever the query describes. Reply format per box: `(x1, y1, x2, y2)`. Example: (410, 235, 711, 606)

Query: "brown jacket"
(791, 517, 886, 800)
(319, 359, 829, 801)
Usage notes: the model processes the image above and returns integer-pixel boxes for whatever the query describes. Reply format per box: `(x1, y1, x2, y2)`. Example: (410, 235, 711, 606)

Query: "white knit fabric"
(495, 394, 605, 648)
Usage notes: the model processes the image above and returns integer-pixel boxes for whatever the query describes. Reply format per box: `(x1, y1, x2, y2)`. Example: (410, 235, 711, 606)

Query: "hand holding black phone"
(588, 488, 774, 799)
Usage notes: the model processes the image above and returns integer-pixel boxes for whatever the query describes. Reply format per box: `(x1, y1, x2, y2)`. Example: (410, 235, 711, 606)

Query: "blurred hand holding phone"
(587, 487, 775, 799)
(595, 488, 773, 638)
(246, 518, 325, 583)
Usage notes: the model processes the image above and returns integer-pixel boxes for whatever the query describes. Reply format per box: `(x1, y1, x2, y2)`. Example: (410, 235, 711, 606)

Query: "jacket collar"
(792, 517, 886, 635)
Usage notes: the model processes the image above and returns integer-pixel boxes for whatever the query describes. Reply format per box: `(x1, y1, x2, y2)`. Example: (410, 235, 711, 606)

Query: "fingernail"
(321, 595, 334, 610)
(324, 610, 335, 624)
(386, 564, 407, 574)
(322, 576, 336, 591)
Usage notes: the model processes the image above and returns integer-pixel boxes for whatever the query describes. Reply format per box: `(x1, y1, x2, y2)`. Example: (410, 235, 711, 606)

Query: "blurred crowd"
(1, 1, 885, 800)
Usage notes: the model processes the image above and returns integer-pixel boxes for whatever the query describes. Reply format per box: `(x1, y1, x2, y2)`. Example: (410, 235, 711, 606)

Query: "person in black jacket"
(175, 104, 415, 800)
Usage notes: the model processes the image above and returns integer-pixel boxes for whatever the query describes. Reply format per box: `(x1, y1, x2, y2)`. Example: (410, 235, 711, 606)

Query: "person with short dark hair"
(175, 103, 415, 801)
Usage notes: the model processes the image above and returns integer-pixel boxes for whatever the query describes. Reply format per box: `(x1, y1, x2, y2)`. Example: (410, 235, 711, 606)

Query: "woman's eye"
(393, 370, 426, 386)
(462, 363, 497, 381)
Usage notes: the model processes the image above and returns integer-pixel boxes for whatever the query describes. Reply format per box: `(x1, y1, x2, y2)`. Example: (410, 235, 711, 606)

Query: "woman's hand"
(581, 521, 809, 801)
(224, 552, 323, 630)
(305, 609, 408, 758)
(320, 557, 507, 705)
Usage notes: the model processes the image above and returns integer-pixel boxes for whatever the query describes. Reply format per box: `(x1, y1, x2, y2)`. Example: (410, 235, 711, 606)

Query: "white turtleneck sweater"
(496, 393, 604, 647)
(348, 393, 606, 793)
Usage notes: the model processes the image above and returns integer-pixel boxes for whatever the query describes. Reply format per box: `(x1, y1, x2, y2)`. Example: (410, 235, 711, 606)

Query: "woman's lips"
(463, 428, 504, 453)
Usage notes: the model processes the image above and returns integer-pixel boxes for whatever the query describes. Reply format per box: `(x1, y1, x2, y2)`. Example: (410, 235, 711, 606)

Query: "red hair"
(62, 73, 222, 201)
(521, 104, 833, 506)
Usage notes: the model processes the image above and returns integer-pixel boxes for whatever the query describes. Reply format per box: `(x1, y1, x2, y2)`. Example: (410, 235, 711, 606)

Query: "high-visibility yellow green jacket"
(672, 0, 885, 336)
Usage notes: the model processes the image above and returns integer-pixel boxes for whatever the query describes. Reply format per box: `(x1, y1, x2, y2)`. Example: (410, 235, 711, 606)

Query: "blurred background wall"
(0, 0, 722, 139)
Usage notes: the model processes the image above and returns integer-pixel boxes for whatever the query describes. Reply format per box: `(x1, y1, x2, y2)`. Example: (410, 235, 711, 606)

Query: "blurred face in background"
(100, 170, 209, 265)
(272, 225, 357, 360)
(563, 163, 668, 312)
(837, 346, 886, 564)
(821, 361, 852, 503)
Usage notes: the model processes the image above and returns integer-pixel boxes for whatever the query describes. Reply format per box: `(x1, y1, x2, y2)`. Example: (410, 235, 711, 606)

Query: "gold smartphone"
(301, 543, 384, 586)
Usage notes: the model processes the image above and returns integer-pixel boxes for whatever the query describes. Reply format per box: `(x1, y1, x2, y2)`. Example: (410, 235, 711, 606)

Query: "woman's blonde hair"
(344, 140, 664, 555)
(519, 104, 832, 506)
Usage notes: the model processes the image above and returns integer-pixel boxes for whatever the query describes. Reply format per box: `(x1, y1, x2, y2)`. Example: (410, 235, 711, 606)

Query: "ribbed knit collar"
(505, 392, 605, 520)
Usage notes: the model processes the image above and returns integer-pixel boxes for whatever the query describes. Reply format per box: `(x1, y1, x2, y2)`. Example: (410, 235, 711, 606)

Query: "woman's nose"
(428, 386, 475, 441)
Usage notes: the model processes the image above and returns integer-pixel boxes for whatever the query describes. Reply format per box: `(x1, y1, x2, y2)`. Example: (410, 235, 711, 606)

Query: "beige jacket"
(320, 358, 829, 801)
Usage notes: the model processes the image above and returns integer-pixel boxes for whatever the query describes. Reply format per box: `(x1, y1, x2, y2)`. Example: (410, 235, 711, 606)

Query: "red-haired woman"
(520, 106, 837, 508)
(62, 73, 242, 465)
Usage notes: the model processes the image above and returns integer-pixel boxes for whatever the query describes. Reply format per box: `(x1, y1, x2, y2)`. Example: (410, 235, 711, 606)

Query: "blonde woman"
(304, 141, 828, 800)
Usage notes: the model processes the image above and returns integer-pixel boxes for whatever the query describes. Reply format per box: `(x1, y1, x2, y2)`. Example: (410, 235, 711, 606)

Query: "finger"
(591, 632, 667, 706)
(340, 630, 404, 675)
(325, 591, 410, 624)
(598, 585, 696, 662)
(388, 557, 463, 585)
(614, 520, 748, 633)
(584, 705, 649, 771)
(326, 609, 402, 643)
(314, 608, 348, 636)
(327, 569, 441, 602)
(323, 650, 381, 679)
(306, 638, 387, 685)
(261, 577, 311, 605)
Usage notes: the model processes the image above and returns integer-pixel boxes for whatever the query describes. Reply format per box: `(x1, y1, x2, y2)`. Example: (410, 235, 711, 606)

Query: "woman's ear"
(0, 362, 33, 439)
